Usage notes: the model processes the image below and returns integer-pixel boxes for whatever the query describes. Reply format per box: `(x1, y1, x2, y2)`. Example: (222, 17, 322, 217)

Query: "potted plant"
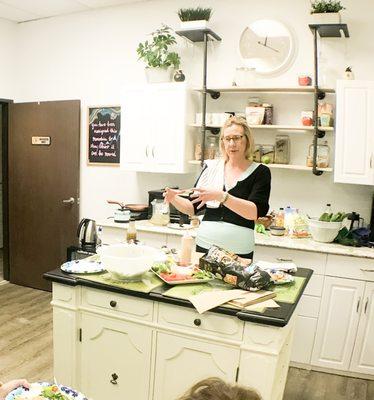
(177, 7, 212, 30)
(136, 25, 181, 83)
(310, 0, 345, 24)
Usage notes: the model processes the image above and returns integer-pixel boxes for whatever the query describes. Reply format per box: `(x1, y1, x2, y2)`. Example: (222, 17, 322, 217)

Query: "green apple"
(261, 155, 271, 164)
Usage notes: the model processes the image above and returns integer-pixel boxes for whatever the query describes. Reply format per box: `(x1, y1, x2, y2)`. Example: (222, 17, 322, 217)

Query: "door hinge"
(235, 366, 239, 382)
(79, 328, 82, 342)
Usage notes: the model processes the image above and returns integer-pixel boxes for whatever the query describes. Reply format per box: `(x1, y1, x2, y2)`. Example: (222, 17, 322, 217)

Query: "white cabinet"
(334, 80, 374, 185)
(153, 332, 239, 400)
(80, 313, 153, 400)
(350, 282, 374, 375)
(121, 83, 193, 173)
(311, 276, 364, 370)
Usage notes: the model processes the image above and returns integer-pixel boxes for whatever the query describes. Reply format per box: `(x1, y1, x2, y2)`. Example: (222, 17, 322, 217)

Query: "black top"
(193, 163, 271, 230)
(44, 267, 313, 327)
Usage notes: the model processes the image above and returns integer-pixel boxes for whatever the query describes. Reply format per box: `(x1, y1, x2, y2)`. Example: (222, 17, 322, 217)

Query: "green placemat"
(270, 276, 306, 304)
(163, 279, 232, 299)
(75, 271, 163, 293)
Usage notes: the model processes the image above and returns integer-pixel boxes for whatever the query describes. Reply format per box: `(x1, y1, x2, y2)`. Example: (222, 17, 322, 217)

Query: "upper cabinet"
(334, 80, 374, 185)
(121, 83, 193, 173)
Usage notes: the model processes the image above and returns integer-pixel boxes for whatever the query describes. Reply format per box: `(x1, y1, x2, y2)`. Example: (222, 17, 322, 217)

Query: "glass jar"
(275, 135, 290, 164)
(253, 144, 262, 162)
(261, 144, 275, 164)
(307, 141, 330, 168)
(150, 199, 170, 226)
(205, 136, 218, 160)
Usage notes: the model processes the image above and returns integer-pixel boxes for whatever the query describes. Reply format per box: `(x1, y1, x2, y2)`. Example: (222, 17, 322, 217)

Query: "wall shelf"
(188, 160, 333, 172)
(190, 124, 334, 132)
(194, 87, 335, 94)
(309, 23, 349, 38)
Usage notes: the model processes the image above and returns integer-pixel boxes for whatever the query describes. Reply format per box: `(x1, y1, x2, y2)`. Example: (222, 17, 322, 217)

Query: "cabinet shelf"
(188, 160, 333, 172)
(176, 28, 221, 43)
(194, 87, 335, 94)
(190, 124, 334, 132)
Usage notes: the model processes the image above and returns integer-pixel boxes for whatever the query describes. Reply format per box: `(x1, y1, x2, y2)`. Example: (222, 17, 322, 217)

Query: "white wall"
(0, 18, 16, 99)
(5, 0, 374, 222)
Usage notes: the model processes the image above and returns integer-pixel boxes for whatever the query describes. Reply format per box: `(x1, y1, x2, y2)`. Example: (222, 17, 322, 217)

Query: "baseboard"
(290, 362, 374, 381)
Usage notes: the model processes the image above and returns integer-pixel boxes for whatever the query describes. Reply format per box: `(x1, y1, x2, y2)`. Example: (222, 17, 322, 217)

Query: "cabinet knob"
(193, 318, 202, 326)
(110, 373, 118, 384)
(110, 300, 117, 308)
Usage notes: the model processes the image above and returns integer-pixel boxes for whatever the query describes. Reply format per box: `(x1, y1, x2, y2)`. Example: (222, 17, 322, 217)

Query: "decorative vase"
(145, 67, 173, 83)
(311, 12, 341, 25)
(173, 70, 185, 82)
(344, 70, 354, 80)
(180, 20, 208, 30)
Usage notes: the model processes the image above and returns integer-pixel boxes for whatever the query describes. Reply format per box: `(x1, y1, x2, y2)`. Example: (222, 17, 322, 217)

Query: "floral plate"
(60, 258, 105, 274)
(5, 381, 88, 400)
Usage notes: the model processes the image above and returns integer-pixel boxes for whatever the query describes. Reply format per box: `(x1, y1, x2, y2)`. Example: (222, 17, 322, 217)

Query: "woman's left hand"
(191, 188, 224, 209)
(0, 380, 30, 400)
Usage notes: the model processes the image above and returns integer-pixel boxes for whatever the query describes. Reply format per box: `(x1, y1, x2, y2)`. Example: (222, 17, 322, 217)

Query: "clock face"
(239, 19, 295, 75)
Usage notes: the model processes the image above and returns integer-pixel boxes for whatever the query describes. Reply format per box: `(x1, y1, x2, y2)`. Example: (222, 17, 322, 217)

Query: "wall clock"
(239, 19, 296, 76)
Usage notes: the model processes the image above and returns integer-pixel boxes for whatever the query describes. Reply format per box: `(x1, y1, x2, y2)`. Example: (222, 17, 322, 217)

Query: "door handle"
(110, 373, 118, 384)
(62, 197, 75, 205)
(145, 145, 149, 157)
(364, 297, 369, 314)
(152, 146, 155, 158)
(357, 297, 361, 313)
(370, 154, 373, 169)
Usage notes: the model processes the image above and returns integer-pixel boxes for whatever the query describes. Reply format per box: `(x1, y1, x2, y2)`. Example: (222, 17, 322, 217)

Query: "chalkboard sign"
(88, 106, 121, 165)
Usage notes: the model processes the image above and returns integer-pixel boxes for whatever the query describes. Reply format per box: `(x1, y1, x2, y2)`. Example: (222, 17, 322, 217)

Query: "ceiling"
(0, 0, 149, 23)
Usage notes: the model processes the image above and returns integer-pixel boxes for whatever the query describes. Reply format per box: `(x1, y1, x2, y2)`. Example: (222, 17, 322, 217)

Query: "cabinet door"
(121, 86, 151, 171)
(153, 332, 239, 400)
(80, 313, 152, 400)
(350, 282, 374, 375)
(149, 83, 188, 173)
(290, 315, 318, 365)
(334, 80, 374, 185)
(311, 276, 365, 371)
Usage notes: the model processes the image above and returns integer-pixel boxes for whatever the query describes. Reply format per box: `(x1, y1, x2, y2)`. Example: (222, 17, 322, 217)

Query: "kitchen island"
(44, 267, 312, 400)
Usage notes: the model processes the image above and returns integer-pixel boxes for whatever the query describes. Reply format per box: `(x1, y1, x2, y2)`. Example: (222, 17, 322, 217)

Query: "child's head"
(178, 377, 262, 400)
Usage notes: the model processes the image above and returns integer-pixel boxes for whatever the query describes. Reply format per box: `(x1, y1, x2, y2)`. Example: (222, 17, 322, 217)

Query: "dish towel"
(195, 159, 225, 208)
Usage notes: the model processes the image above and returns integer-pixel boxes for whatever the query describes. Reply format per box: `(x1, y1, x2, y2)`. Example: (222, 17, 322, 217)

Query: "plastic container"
(275, 208, 285, 228)
(308, 219, 342, 243)
(180, 232, 194, 266)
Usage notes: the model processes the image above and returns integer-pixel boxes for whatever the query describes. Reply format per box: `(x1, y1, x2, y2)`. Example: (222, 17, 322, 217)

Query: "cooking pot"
(107, 200, 130, 223)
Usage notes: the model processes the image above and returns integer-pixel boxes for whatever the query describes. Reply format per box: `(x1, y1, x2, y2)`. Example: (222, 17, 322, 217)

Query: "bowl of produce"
(98, 243, 166, 281)
(308, 211, 346, 243)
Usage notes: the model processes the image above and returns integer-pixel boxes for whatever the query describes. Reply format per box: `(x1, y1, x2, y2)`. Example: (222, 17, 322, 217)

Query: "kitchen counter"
(45, 266, 312, 400)
(99, 219, 374, 259)
(44, 267, 312, 327)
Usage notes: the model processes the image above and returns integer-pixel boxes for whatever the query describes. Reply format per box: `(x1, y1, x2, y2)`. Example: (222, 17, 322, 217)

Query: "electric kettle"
(77, 218, 98, 251)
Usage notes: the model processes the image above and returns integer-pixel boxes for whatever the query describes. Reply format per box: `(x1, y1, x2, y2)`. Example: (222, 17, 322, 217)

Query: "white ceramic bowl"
(98, 244, 166, 281)
(308, 219, 342, 243)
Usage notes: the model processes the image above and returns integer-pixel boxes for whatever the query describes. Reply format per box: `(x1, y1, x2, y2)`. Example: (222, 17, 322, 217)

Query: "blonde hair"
(219, 116, 255, 162)
(178, 377, 262, 400)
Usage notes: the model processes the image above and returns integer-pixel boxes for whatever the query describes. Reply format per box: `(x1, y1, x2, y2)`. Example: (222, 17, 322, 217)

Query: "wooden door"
(334, 80, 374, 185)
(9, 100, 80, 290)
(80, 313, 152, 400)
(350, 282, 374, 375)
(153, 332, 239, 400)
(311, 276, 365, 371)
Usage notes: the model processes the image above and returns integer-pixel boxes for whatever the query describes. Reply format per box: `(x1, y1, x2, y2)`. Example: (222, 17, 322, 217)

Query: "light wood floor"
(1, 282, 373, 399)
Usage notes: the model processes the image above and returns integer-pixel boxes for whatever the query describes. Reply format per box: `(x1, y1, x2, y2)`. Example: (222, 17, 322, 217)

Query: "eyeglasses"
(222, 135, 244, 144)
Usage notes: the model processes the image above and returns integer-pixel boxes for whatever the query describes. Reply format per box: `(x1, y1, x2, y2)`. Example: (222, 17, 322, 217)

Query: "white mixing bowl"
(98, 244, 166, 281)
(308, 219, 342, 243)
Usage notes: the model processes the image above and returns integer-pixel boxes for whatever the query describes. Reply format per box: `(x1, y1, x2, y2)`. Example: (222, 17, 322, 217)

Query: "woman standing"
(164, 116, 271, 260)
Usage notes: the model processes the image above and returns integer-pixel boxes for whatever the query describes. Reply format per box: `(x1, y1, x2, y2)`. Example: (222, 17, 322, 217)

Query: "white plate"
(61, 257, 105, 274)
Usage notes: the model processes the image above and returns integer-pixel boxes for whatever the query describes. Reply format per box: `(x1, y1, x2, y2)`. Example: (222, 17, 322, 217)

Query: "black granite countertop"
(44, 267, 313, 327)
